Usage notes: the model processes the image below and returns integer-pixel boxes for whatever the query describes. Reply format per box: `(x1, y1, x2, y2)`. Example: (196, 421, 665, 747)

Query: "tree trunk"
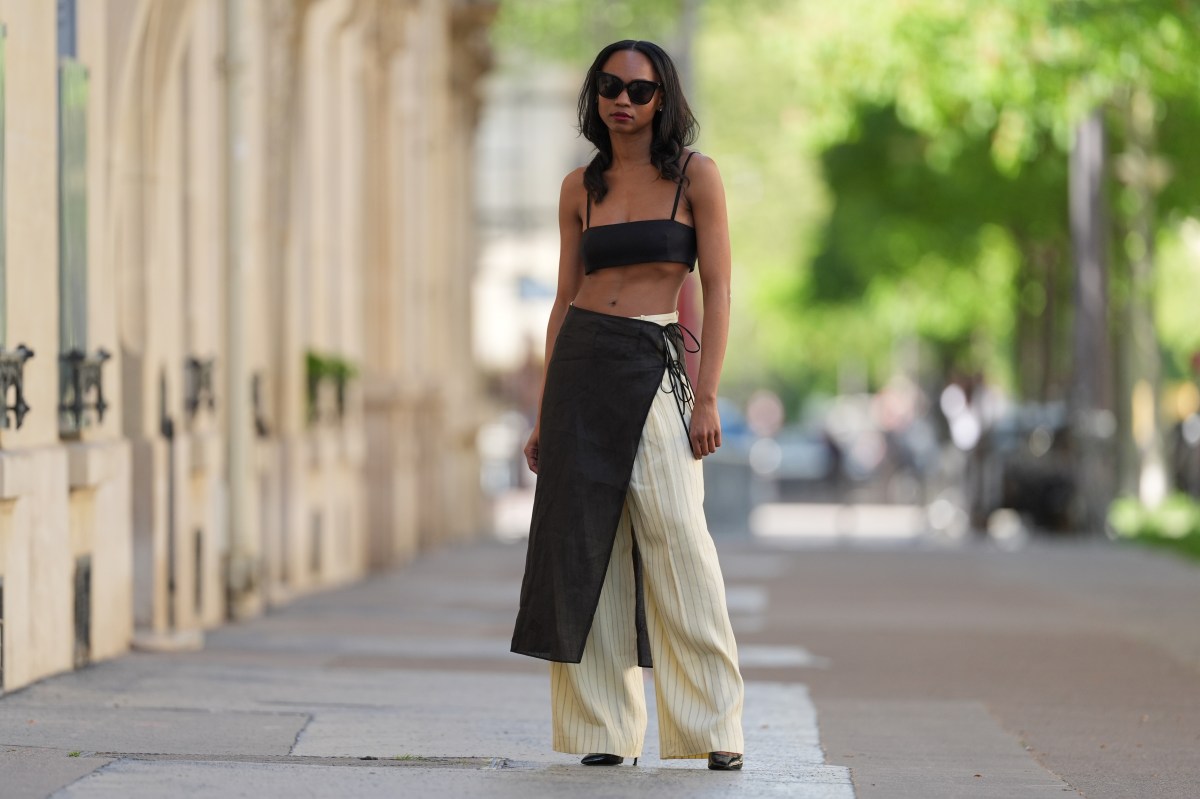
(1068, 110, 1115, 532)
(1116, 89, 1170, 507)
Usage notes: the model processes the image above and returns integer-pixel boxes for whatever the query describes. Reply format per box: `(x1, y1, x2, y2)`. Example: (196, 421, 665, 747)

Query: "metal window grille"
(73, 556, 91, 668)
(194, 528, 204, 615)
(0, 575, 6, 691)
(311, 512, 322, 575)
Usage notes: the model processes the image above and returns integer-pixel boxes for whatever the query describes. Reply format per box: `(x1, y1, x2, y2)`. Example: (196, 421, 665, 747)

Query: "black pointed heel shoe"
(707, 752, 744, 770)
(581, 753, 624, 766)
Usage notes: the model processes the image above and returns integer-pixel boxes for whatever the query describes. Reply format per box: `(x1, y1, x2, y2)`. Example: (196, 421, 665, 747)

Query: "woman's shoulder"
(557, 167, 589, 222)
(680, 149, 722, 193)
(561, 165, 587, 186)
(559, 165, 588, 196)
(681, 148, 718, 175)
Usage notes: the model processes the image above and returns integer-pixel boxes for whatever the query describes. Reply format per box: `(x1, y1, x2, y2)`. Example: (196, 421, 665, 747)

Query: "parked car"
(968, 403, 1077, 531)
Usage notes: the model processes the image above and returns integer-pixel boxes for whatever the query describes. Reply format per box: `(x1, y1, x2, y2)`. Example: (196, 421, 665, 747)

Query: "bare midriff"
(571, 261, 690, 317)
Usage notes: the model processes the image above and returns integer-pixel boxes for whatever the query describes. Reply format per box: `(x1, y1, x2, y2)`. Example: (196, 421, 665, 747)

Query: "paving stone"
(815, 700, 1078, 798)
(0, 707, 307, 758)
(7, 535, 1198, 798)
(0, 746, 111, 799)
(53, 758, 854, 799)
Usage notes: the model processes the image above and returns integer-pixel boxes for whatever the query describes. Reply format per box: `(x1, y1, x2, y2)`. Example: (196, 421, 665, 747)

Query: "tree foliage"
(490, 0, 1200, 403)
(491, 0, 697, 65)
(702, 0, 1200, 398)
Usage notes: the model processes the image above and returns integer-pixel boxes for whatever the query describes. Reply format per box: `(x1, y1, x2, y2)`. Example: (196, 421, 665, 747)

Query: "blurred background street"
(1, 0, 1200, 797)
(476, 0, 1200, 557)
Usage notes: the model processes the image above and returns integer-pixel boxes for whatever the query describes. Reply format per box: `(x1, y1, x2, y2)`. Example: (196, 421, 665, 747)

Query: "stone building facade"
(0, 0, 493, 694)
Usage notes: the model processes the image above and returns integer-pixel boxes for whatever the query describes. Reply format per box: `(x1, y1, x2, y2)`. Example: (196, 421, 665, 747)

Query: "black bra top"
(580, 152, 698, 274)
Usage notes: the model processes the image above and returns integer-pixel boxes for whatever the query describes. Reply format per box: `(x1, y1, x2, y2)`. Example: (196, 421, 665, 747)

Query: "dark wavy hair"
(578, 40, 699, 203)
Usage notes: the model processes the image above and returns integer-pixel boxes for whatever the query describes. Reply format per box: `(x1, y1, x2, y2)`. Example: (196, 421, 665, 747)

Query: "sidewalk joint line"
(85, 753, 503, 769)
(289, 713, 314, 755)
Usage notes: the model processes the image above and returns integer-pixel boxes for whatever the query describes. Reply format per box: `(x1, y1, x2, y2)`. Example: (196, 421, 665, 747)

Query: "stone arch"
(107, 0, 197, 435)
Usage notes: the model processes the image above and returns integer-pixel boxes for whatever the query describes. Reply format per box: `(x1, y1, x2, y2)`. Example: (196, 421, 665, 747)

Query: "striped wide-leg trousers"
(550, 324, 745, 759)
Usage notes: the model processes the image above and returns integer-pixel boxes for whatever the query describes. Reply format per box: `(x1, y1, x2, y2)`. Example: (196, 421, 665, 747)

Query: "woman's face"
(596, 49, 662, 135)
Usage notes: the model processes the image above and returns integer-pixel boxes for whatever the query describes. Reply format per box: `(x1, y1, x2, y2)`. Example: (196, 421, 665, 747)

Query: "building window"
(0, 25, 7, 349)
(57, 0, 77, 58)
(58, 56, 89, 434)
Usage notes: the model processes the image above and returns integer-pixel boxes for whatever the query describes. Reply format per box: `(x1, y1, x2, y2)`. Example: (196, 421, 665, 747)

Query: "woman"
(510, 40, 744, 771)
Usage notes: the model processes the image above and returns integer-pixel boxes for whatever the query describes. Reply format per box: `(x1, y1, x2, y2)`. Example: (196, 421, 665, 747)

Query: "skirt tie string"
(660, 321, 701, 434)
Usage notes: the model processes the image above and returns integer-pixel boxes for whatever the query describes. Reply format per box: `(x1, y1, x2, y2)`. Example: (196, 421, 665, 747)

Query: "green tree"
(491, 0, 1200, 441)
(491, 0, 698, 64)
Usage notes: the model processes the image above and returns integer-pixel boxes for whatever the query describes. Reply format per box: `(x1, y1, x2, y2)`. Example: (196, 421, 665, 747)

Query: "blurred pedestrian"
(510, 39, 744, 771)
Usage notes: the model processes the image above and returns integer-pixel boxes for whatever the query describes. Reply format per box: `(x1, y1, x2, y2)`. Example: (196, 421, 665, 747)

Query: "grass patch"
(1125, 530, 1200, 562)
(1109, 493, 1200, 563)
(68, 751, 81, 758)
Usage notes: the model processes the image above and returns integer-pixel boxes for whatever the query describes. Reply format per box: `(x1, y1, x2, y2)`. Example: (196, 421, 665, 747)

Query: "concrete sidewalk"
(2, 529, 1199, 797)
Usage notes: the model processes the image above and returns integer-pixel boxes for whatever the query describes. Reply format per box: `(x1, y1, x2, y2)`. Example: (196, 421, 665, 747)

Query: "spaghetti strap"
(670, 151, 697, 220)
(586, 194, 592, 229)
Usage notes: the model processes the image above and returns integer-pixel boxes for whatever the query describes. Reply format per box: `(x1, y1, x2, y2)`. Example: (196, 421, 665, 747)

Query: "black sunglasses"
(595, 72, 661, 105)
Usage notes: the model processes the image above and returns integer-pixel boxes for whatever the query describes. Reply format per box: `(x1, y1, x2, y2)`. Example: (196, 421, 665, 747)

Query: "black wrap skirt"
(510, 304, 696, 668)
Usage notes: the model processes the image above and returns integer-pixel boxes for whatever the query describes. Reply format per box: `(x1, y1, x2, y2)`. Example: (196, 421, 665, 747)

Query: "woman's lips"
(611, 113, 632, 121)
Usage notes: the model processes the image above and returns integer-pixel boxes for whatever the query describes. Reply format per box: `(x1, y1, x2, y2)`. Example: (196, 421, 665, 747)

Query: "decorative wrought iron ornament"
(0, 344, 34, 429)
(185, 356, 217, 418)
(59, 347, 110, 429)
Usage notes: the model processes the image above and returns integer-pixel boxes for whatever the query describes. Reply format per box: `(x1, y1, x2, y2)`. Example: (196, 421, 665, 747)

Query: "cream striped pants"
(550, 313, 745, 759)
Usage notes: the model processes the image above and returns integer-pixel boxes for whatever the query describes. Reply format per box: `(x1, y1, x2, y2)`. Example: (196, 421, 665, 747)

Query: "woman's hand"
(688, 399, 722, 459)
(524, 427, 541, 474)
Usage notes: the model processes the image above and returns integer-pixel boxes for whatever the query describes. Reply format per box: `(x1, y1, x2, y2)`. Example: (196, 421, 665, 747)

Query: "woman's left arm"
(686, 154, 732, 460)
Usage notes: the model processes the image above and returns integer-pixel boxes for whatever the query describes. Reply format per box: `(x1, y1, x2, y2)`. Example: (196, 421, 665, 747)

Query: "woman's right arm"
(524, 169, 586, 474)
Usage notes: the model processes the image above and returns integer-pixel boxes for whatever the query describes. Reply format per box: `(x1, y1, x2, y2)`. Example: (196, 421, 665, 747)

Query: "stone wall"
(0, 0, 493, 694)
